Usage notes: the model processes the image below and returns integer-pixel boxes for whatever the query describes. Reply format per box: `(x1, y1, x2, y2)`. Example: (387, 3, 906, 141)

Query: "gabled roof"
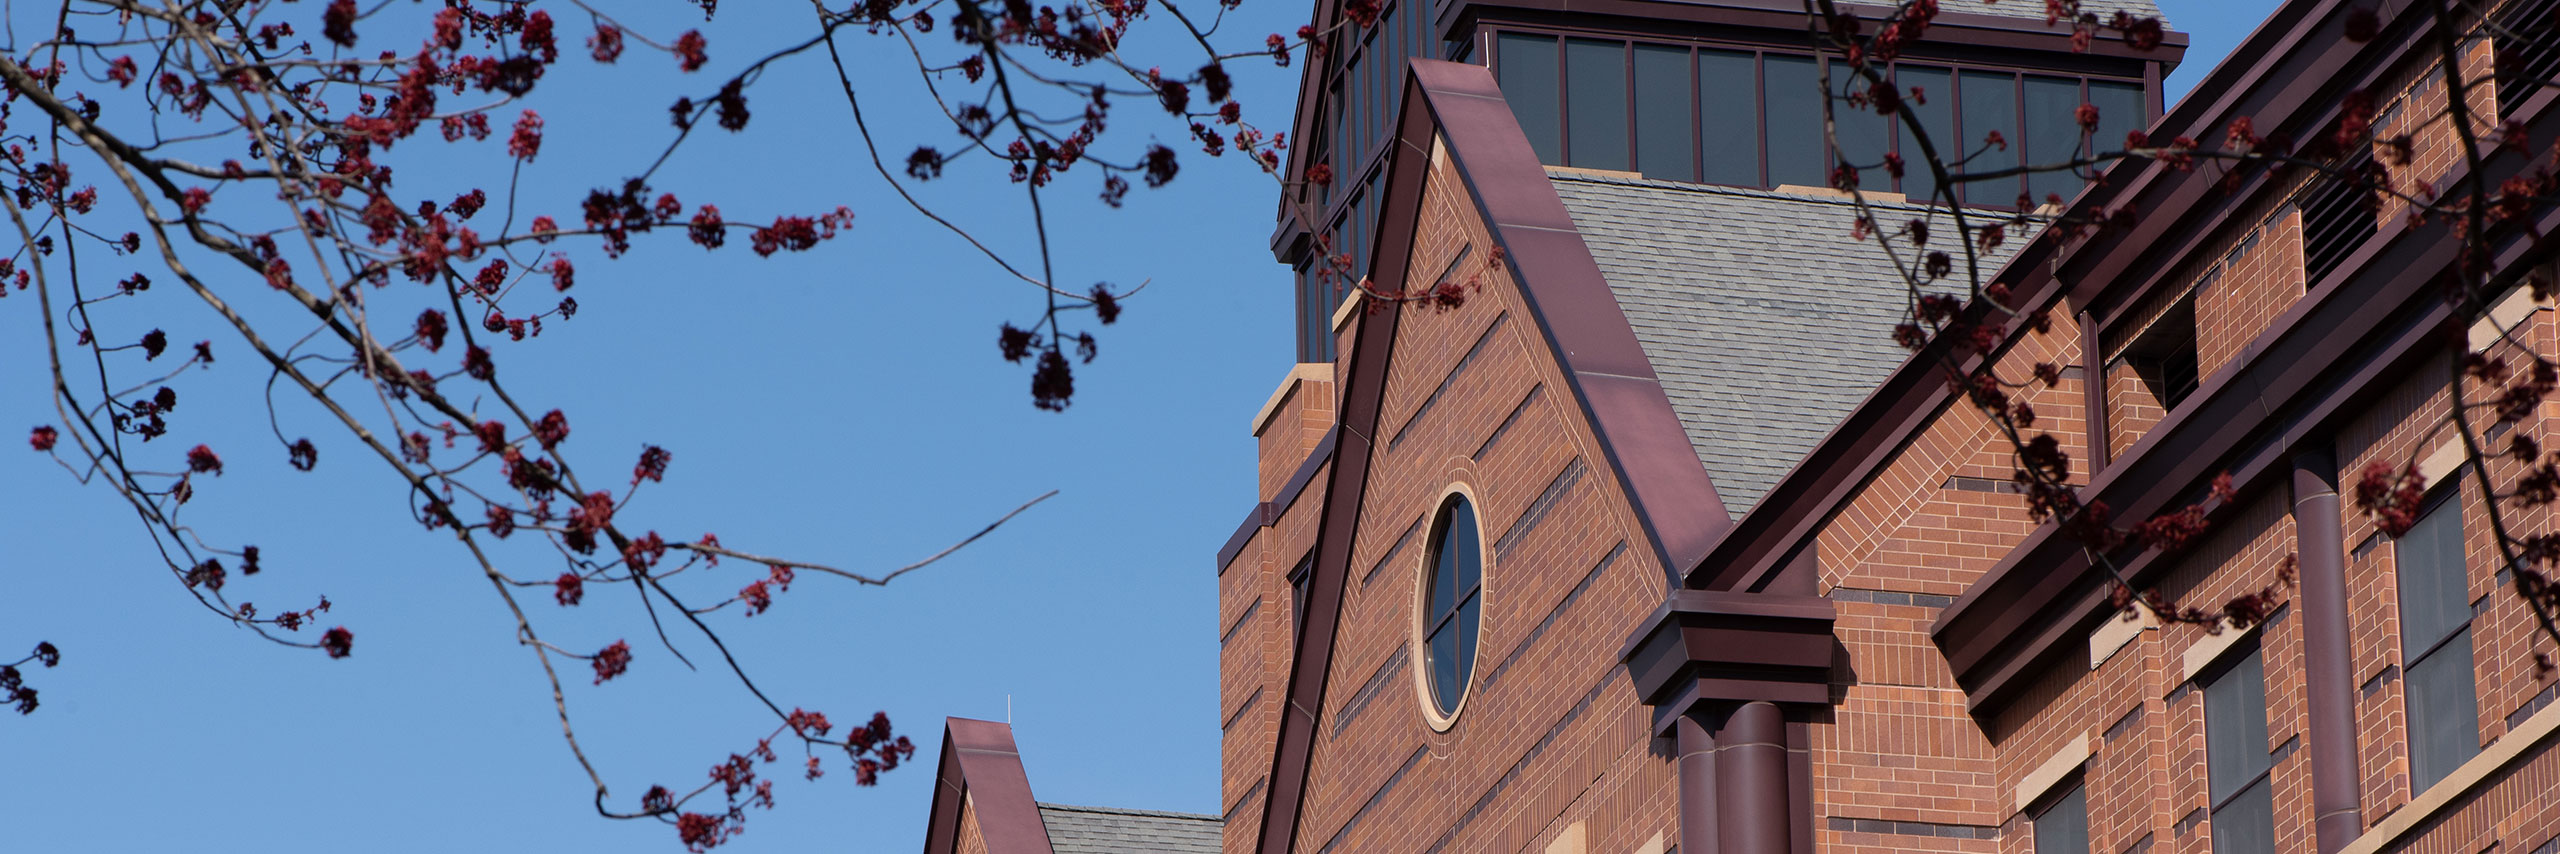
(1036, 804, 1222, 854)
(1554, 173, 2023, 514)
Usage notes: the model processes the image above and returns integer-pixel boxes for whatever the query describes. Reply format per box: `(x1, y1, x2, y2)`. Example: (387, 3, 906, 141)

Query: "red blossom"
(320, 627, 353, 659)
(674, 30, 709, 72)
(530, 215, 559, 242)
(186, 444, 223, 475)
(689, 205, 726, 249)
(549, 255, 575, 291)
(554, 572, 584, 606)
(463, 345, 495, 380)
(29, 426, 57, 451)
(508, 110, 544, 161)
(289, 438, 319, 472)
(180, 187, 210, 214)
(322, 0, 358, 47)
(591, 640, 631, 684)
(533, 410, 571, 450)
(634, 445, 672, 485)
(590, 25, 625, 63)
(414, 309, 450, 352)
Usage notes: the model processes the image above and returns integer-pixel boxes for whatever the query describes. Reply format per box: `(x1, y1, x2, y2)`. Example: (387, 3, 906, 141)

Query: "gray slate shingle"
(1934, 0, 2165, 25)
(1549, 172, 2024, 515)
(1037, 803, 1222, 854)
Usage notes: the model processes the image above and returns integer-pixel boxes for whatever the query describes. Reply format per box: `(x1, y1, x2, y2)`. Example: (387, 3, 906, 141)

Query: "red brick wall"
(2196, 210, 2306, 380)
(1227, 141, 1684, 854)
(1808, 311, 2092, 854)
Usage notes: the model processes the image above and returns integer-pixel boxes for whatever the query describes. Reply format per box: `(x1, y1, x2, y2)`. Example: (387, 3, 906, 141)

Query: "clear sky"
(0, 0, 2271, 850)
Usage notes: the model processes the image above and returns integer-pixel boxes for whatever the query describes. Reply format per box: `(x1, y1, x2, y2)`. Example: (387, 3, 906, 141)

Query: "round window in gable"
(1418, 491, 1484, 723)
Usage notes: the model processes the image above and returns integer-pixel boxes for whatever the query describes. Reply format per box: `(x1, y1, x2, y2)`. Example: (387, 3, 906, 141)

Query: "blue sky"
(0, 0, 2269, 850)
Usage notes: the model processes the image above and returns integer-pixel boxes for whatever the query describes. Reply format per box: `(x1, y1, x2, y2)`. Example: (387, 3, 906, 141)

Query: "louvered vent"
(2298, 153, 2379, 285)
(2495, 0, 2560, 118)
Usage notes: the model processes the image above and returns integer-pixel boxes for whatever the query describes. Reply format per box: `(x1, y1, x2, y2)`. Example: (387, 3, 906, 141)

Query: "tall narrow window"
(1497, 33, 1561, 164)
(1763, 54, 1823, 186)
(2088, 79, 2147, 172)
(2032, 783, 2090, 854)
(1565, 38, 1631, 171)
(1289, 552, 1316, 643)
(2204, 647, 2276, 854)
(1421, 493, 1483, 718)
(1960, 70, 2020, 205)
(1900, 65, 1955, 203)
(2023, 75, 2085, 206)
(1634, 44, 1695, 182)
(1698, 49, 1760, 186)
(1835, 71, 1893, 190)
(2399, 485, 2480, 791)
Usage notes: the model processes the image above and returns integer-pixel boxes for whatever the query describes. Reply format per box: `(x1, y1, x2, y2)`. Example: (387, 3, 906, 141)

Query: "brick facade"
(1204, 8, 2560, 854)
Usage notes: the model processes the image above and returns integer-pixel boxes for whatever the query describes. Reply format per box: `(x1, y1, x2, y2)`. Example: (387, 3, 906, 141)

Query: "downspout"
(1718, 702, 1792, 854)
(1678, 714, 1718, 854)
(2292, 446, 2363, 854)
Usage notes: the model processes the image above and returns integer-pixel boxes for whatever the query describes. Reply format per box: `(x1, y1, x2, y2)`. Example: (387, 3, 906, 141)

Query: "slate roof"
(1037, 803, 1223, 854)
(1933, 0, 2165, 25)
(1549, 171, 2025, 515)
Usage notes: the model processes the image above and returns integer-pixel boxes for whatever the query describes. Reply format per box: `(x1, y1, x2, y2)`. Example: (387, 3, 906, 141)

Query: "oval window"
(1422, 493, 1483, 718)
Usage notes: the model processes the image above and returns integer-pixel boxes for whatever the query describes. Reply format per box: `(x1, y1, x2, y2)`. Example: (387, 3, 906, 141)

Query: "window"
(1959, 69, 2020, 205)
(1421, 493, 1483, 718)
(1634, 44, 1694, 182)
(1483, 30, 2145, 203)
(2023, 75, 2085, 205)
(1901, 64, 1956, 203)
(1698, 49, 1760, 186)
(2204, 646, 2275, 854)
(1290, 552, 1316, 643)
(2398, 484, 2479, 791)
(2115, 287, 2200, 410)
(1763, 53, 1824, 186)
(1497, 33, 1561, 163)
(2032, 783, 2090, 854)
(1565, 38, 1630, 171)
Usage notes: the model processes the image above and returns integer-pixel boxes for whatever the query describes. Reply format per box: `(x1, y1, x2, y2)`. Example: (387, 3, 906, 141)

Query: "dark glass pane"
(2210, 777, 2275, 854)
(1765, 54, 1824, 186)
(2399, 496, 2471, 652)
(2024, 75, 2084, 206)
(2407, 628, 2480, 791)
(1300, 263, 1323, 361)
(1634, 44, 1695, 181)
(2033, 785, 2089, 854)
(1566, 39, 1630, 171)
(1429, 625, 1460, 711)
(2088, 79, 2146, 179)
(1959, 70, 2019, 205)
(2204, 648, 2271, 804)
(1454, 595, 1480, 690)
(1498, 33, 1561, 164)
(1430, 504, 1459, 620)
(1698, 50, 1760, 186)
(1449, 496, 1480, 597)
(1901, 66, 1955, 203)
(1835, 73, 1893, 192)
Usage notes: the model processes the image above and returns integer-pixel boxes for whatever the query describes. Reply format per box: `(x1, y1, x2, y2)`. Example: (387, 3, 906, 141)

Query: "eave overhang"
(1621, 590, 1839, 736)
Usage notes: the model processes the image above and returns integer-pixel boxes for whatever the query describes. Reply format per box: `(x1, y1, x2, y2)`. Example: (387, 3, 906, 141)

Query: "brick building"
(920, 0, 2560, 850)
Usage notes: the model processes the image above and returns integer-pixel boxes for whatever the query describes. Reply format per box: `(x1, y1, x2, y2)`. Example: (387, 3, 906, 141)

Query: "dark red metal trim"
(921, 718, 1054, 854)
(2292, 446, 2362, 854)
(1252, 60, 1431, 854)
